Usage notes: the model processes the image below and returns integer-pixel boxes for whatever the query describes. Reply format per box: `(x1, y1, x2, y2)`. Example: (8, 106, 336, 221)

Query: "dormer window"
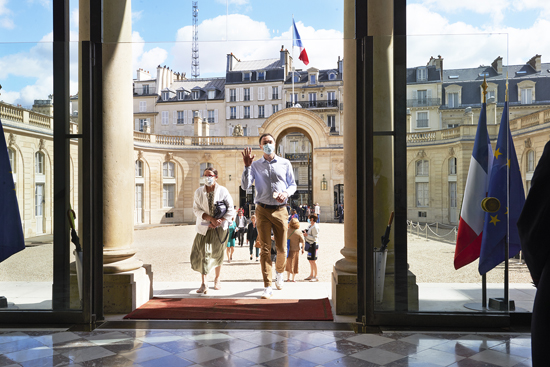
(162, 91, 170, 101)
(329, 73, 336, 80)
(208, 90, 216, 99)
(294, 74, 300, 82)
(310, 74, 316, 84)
(416, 67, 427, 82)
(177, 90, 184, 100)
(257, 71, 265, 80)
(192, 90, 200, 100)
(243, 72, 251, 81)
(142, 85, 150, 94)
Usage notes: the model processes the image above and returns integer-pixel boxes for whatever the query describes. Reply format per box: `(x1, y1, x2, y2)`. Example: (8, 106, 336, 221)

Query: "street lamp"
(321, 174, 328, 191)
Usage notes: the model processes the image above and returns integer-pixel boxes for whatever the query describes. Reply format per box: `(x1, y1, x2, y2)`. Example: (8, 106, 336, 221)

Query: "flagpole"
(504, 77, 510, 312)
(482, 77, 488, 310)
(292, 14, 295, 107)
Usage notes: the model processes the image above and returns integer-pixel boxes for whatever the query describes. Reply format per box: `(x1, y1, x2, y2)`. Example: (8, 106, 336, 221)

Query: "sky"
(1, 0, 550, 107)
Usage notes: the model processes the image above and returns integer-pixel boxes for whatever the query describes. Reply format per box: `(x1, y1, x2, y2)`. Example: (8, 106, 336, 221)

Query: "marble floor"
(0, 327, 532, 366)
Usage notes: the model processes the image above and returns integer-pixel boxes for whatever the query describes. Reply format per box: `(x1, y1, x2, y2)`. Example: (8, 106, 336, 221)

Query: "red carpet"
(123, 297, 333, 321)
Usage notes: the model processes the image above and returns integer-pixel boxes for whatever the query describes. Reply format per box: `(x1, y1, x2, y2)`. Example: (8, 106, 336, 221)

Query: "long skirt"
(190, 227, 228, 275)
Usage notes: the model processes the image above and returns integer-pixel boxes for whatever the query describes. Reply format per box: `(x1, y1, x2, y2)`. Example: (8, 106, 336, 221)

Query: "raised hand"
(242, 147, 255, 167)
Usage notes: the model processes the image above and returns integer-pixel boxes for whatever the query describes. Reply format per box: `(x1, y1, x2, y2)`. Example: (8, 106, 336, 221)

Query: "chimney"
(156, 65, 162, 94)
(280, 45, 286, 67)
(338, 56, 343, 75)
(491, 56, 503, 74)
(227, 53, 233, 72)
(528, 54, 542, 72)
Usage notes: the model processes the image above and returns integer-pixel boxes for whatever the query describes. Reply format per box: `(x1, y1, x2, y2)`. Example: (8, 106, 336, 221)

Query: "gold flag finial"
(505, 72, 509, 102)
(482, 76, 488, 103)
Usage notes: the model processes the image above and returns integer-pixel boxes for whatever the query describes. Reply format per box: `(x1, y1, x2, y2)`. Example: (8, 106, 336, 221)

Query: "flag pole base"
(489, 297, 515, 311)
(0, 296, 7, 308)
(464, 302, 526, 312)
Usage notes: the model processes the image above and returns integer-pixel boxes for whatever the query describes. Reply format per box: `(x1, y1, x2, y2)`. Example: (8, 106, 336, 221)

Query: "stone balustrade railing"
(29, 111, 52, 129)
(1, 103, 24, 123)
(191, 136, 224, 146)
(133, 131, 226, 146)
(1, 102, 53, 128)
(407, 132, 436, 143)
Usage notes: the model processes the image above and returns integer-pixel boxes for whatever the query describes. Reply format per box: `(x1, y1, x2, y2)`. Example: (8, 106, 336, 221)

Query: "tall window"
(521, 88, 533, 104)
(416, 160, 429, 176)
(309, 92, 317, 106)
(417, 111, 429, 128)
(139, 118, 147, 131)
(8, 148, 15, 172)
(290, 93, 298, 104)
(230, 106, 236, 119)
(272, 86, 279, 100)
(142, 84, 149, 95)
(230, 89, 236, 102)
(258, 105, 265, 118)
(244, 106, 250, 119)
(310, 74, 316, 84)
(35, 152, 44, 174)
(163, 162, 175, 177)
(244, 88, 250, 101)
(416, 67, 427, 82)
(207, 110, 215, 123)
(327, 115, 336, 131)
(177, 111, 185, 124)
(257, 71, 265, 80)
(161, 111, 169, 125)
(448, 157, 457, 175)
(327, 91, 336, 101)
(447, 92, 459, 108)
(417, 90, 427, 104)
(272, 104, 279, 114)
(416, 183, 429, 207)
(163, 185, 174, 207)
(527, 150, 535, 172)
(135, 160, 143, 177)
(243, 72, 251, 81)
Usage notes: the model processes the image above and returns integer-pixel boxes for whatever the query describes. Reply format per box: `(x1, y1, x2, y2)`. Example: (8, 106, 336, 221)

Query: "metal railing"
(286, 99, 338, 109)
(407, 98, 441, 108)
(133, 86, 157, 95)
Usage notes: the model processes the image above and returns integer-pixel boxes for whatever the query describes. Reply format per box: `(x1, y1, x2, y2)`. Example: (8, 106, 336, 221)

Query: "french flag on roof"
(454, 102, 493, 270)
(293, 19, 309, 66)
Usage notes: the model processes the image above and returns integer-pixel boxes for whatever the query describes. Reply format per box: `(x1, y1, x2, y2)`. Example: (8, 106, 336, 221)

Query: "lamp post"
(321, 174, 328, 191)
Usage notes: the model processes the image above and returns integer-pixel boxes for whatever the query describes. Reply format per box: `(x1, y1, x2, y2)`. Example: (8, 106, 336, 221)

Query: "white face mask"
(205, 176, 216, 186)
(263, 143, 275, 155)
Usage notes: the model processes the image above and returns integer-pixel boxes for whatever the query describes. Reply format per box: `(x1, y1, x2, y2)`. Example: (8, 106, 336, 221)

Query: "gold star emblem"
(494, 148, 502, 159)
(489, 215, 500, 226)
(507, 159, 510, 167)
(505, 207, 508, 215)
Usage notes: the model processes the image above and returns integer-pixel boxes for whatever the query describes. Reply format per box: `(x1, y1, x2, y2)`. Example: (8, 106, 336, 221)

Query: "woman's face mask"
(205, 176, 216, 186)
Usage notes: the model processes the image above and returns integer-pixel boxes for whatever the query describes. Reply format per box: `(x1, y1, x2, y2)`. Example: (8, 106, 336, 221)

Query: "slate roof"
(157, 78, 226, 102)
(231, 58, 282, 71)
(284, 69, 343, 84)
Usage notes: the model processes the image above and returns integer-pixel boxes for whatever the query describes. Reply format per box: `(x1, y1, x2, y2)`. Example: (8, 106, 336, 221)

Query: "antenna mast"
(191, 1, 200, 78)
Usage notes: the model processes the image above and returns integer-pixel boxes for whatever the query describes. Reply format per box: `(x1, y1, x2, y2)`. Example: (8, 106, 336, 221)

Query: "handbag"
(304, 242, 311, 251)
(213, 200, 228, 219)
(254, 240, 262, 249)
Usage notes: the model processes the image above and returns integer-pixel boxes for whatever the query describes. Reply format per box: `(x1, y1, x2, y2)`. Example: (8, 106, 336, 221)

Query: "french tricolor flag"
(293, 19, 309, 66)
(454, 102, 493, 269)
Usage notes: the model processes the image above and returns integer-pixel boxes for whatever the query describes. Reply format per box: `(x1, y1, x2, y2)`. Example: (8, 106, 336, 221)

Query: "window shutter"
(173, 111, 177, 124)
(225, 88, 230, 102)
(254, 105, 258, 118)
(214, 109, 219, 123)
(266, 105, 271, 117)
(237, 88, 242, 102)
(416, 69, 421, 81)
(239, 106, 244, 119)
(262, 87, 265, 100)
(250, 87, 254, 101)
(267, 87, 272, 100)
(135, 119, 139, 130)
(427, 89, 432, 99)
(226, 107, 230, 119)
(258, 87, 262, 100)
(278, 103, 282, 112)
(278, 86, 282, 99)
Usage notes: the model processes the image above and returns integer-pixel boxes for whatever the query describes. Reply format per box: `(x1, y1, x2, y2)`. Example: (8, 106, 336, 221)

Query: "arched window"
(163, 161, 175, 178)
(527, 150, 535, 172)
(35, 151, 44, 174)
(416, 160, 429, 176)
(8, 148, 15, 172)
(135, 160, 143, 177)
(448, 157, 457, 175)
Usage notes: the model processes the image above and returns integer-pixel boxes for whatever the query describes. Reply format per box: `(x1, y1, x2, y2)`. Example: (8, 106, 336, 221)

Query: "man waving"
(241, 133, 296, 299)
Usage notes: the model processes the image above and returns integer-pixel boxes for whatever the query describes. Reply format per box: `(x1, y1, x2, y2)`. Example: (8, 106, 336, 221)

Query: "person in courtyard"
(338, 204, 344, 223)
(517, 140, 550, 366)
(190, 167, 235, 294)
(285, 218, 305, 282)
(304, 214, 320, 282)
(314, 203, 321, 223)
(306, 205, 311, 220)
(235, 209, 248, 246)
(241, 133, 297, 299)
(247, 215, 259, 261)
(226, 217, 236, 263)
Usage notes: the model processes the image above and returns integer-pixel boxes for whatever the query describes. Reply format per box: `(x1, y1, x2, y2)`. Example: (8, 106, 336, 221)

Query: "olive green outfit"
(190, 191, 228, 275)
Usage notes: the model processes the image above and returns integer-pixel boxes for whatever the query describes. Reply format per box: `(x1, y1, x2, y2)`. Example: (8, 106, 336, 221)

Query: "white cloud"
(132, 31, 168, 79)
(132, 10, 143, 22)
(26, 0, 50, 8)
(407, 3, 550, 69)
(169, 15, 342, 77)
(70, 7, 79, 29)
(215, 0, 249, 5)
(0, 0, 14, 29)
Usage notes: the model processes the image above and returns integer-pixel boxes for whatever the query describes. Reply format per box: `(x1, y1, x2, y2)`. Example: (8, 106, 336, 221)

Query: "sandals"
(304, 276, 313, 280)
(214, 279, 221, 290)
(310, 277, 319, 282)
(197, 283, 208, 294)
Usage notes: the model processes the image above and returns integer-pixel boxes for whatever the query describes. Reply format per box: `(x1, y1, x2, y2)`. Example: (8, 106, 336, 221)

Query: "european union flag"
(479, 102, 525, 275)
(0, 118, 25, 263)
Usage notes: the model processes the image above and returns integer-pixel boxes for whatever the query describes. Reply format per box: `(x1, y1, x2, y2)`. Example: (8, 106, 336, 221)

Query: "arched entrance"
(259, 107, 338, 222)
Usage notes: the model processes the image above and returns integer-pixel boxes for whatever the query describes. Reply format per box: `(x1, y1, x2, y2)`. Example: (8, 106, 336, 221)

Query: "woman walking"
(303, 214, 320, 282)
(285, 218, 304, 282)
(226, 218, 236, 263)
(247, 215, 259, 261)
(190, 167, 235, 294)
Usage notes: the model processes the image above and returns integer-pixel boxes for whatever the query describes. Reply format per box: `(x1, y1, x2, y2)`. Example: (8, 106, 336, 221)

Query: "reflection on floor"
(0, 328, 533, 366)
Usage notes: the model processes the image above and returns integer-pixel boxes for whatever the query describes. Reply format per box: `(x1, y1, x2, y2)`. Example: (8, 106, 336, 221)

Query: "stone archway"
(259, 107, 334, 218)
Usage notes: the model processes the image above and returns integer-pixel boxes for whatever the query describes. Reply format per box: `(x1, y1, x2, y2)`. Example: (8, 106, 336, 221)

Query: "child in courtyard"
(285, 218, 305, 282)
